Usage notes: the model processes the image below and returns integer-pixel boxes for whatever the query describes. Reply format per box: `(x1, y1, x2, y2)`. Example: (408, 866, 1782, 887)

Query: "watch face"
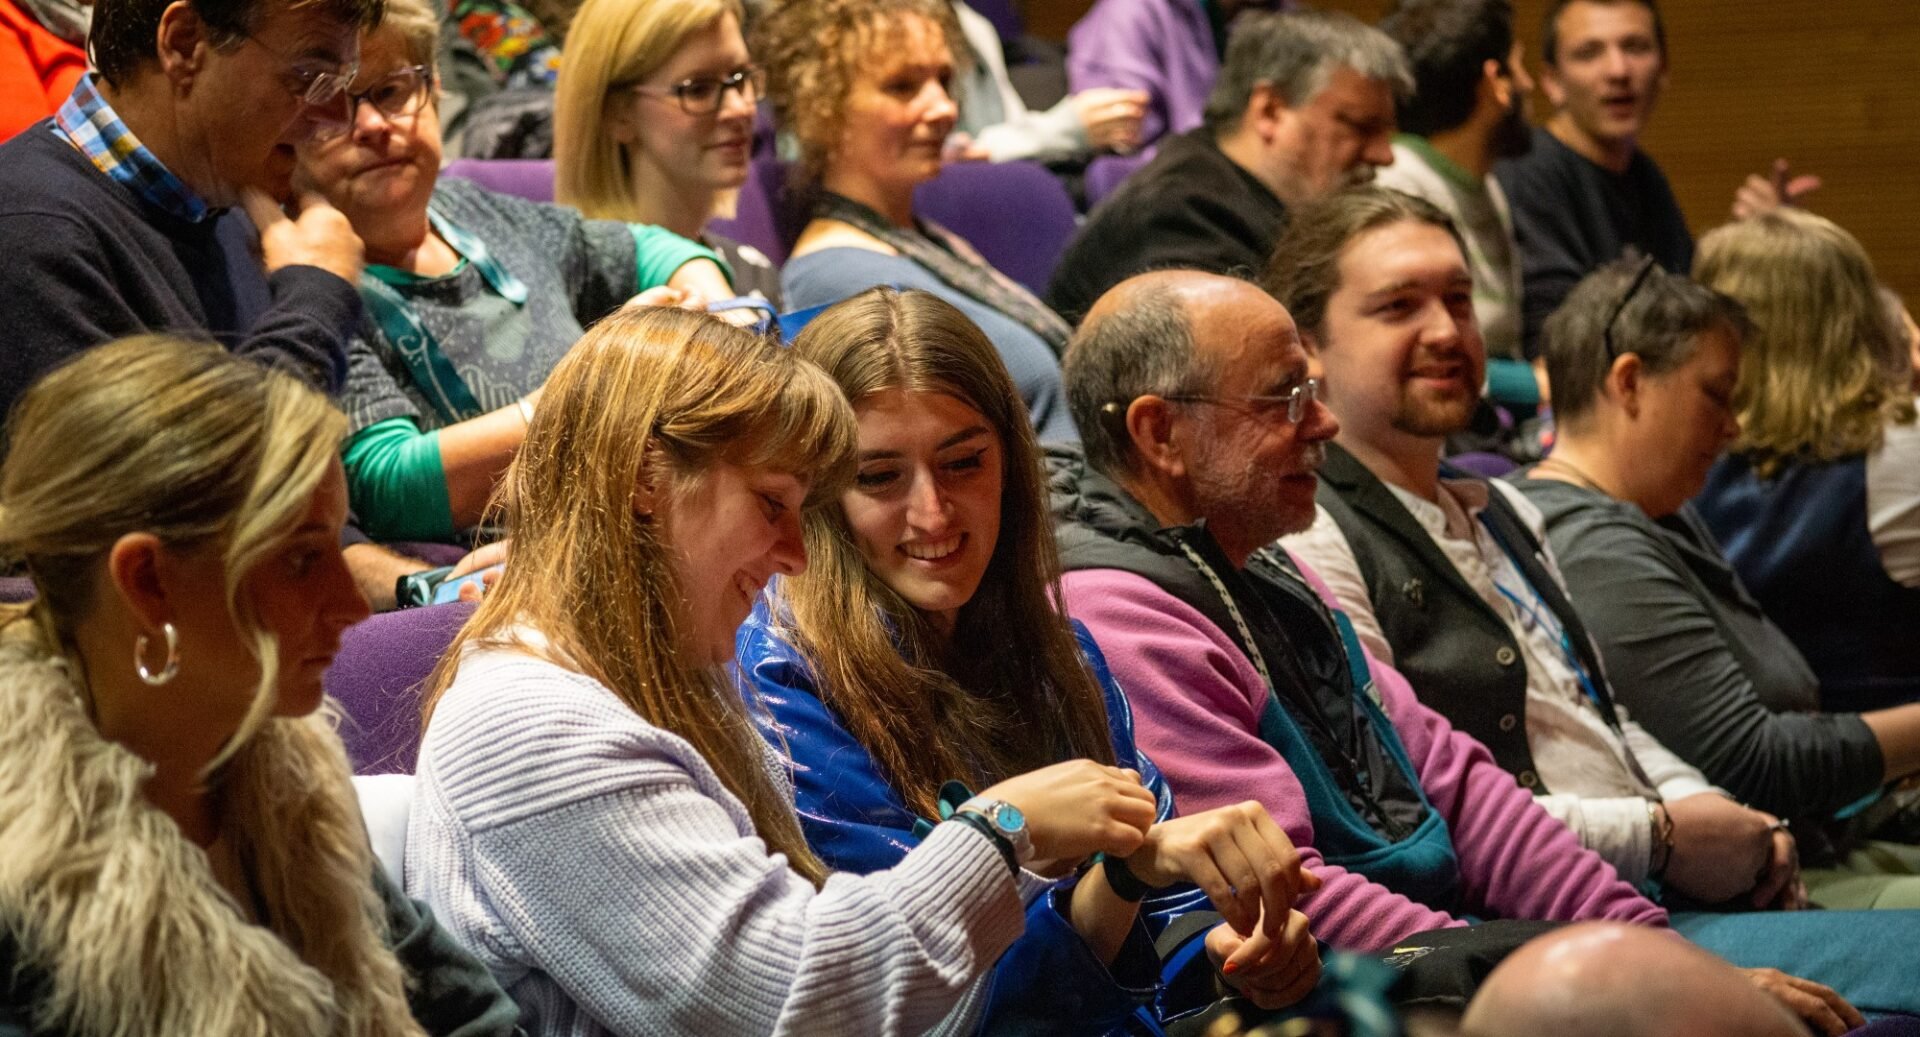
(993, 802, 1026, 833)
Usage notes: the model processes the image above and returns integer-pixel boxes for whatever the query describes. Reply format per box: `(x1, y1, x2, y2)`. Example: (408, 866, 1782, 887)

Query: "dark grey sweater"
(1513, 476, 1883, 820)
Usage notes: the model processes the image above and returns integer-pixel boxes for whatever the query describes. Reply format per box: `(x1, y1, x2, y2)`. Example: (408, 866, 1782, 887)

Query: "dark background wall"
(1022, 0, 1920, 300)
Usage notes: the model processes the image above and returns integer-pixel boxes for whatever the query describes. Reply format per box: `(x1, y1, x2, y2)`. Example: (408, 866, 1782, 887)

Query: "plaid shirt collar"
(54, 74, 212, 224)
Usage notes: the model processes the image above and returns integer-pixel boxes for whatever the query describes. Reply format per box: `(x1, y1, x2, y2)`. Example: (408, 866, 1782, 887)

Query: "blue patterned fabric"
(53, 74, 210, 223)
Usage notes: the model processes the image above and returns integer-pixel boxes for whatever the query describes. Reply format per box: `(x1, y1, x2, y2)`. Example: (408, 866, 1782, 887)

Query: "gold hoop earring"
(135, 622, 179, 686)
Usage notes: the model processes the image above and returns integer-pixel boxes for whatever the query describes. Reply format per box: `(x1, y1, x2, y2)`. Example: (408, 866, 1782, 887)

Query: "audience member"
(1459, 923, 1827, 1037)
(1376, 0, 1533, 393)
(1046, 9, 1406, 325)
(1693, 210, 1920, 714)
(296, 0, 733, 589)
(406, 306, 1165, 1036)
(1274, 187, 1787, 908)
(1513, 257, 1920, 909)
(949, 0, 1148, 164)
(757, 0, 1076, 441)
(553, 0, 781, 303)
(1492, 0, 1816, 354)
(0, 338, 519, 1036)
(739, 287, 1322, 1030)
(1065, 0, 1283, 173)
(1051, 270, 1668, 960)
(0, 0, 85, 141)
(0, 0, 382, 421)
(1267, 187, 1920, 1021)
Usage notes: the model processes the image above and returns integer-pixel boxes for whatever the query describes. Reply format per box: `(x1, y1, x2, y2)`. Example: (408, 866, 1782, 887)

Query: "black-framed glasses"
(310, 64, 435, 142)
(1601, 255, 1660, 359)
(245, 34, 358, 110)
(1160, 377, 1324, 425)
(628, 66, 764, 115)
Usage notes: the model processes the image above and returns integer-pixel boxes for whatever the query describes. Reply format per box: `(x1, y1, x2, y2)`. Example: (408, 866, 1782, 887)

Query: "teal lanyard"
(360, 206, 528, 423)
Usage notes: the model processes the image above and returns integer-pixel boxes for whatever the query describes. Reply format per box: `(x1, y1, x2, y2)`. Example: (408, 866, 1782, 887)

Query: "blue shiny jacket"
(735, 597, 1215, 1035)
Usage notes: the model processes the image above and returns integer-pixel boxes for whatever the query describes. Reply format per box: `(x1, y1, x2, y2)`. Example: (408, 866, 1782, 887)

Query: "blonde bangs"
(734, 354, 859, 506)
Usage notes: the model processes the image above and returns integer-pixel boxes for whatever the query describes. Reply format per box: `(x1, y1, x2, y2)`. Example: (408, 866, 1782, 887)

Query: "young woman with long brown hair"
(406, 305, 1165, 1037)
(736, 288, 1323, 1033)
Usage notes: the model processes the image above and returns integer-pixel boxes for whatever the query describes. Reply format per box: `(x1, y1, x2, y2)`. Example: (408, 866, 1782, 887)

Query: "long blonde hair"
(1695, 210, 1917, 476)
(780, 289, 1115, 820)
(0, 336, 423, 1036)
(424, 308, 855, 885)
(553, 0, 745, 223)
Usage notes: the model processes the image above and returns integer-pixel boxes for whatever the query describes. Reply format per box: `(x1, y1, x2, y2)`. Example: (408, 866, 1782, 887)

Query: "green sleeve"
(340, 417, 456, 543)
(627, 223, 732, 292)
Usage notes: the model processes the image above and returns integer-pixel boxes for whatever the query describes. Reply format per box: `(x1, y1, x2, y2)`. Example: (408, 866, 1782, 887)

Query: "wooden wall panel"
(1023, 0, 1920, 297)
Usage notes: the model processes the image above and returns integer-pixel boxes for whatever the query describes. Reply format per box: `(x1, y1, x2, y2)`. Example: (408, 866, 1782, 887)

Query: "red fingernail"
(1221, 961, 1240, 976)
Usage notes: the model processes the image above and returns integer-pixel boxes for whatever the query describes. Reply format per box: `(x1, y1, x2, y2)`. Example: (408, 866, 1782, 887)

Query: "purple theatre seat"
(441, 158, 556, 203)
(324, 601, 476, 774)
(915, 160, 1078, 298)
(1084, 152, 1146, 209)
(1446, 451, 1520, 479)
(0, 576, 34, 603)
(709, 153, 798, 266)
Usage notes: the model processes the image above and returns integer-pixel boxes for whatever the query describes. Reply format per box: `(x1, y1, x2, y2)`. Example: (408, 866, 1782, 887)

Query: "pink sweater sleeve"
(1062, 568, 1473, 951)
(1284, 554, 1669, 932)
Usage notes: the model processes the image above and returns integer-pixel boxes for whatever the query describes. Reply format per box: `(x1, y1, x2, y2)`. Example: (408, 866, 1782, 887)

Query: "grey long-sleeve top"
(1513, 477, 1883, 819)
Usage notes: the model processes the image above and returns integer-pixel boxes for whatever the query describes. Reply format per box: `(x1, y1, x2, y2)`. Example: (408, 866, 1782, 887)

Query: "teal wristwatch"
(958, 796, 1033, 865)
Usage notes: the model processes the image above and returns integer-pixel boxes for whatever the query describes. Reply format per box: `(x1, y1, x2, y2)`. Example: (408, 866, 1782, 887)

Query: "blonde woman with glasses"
(295, 0, 737, 590)
(553, 0, 782, 305)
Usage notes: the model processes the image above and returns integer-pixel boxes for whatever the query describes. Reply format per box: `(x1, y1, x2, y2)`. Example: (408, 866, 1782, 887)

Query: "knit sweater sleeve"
(1061, 568, 1477, 951)
(408, 649, 1025, 1037)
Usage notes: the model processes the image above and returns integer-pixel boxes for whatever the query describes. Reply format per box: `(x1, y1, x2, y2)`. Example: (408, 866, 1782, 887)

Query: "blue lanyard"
(1482, 522, 1605, 718)
(360, 205, 528, 423)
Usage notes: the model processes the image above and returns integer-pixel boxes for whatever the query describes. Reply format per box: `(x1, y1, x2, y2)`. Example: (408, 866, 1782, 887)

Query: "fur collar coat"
(0, 631, 427, 1037)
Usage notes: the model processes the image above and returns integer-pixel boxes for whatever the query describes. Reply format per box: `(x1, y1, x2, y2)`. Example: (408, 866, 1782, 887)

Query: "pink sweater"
(1060, 553, 1667, 951)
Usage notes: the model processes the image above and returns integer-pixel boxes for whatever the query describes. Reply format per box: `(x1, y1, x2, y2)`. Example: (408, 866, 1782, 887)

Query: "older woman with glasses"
(296, 0, 738, 588)
(553, 0, 781, 306)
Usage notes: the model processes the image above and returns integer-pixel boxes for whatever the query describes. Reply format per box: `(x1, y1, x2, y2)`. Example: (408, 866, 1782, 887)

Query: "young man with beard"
(1268, 187, 1920, 1023)
(1376, 0, 1533, 375)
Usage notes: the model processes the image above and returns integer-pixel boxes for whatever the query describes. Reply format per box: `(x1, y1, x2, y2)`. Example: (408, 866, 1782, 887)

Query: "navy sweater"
(0, 122, 356, 418)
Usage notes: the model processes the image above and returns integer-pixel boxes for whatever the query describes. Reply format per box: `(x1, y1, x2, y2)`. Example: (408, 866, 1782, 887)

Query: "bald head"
(1460, 924, 1802, 1037)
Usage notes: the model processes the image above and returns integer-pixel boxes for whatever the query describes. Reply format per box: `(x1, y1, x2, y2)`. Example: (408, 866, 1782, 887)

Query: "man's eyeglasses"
(1601, 255, 1660, 360)
(628, 66, 764, 116)
(310, 65, 436, 142)
(245, 34, 357, 110)
(1159, 377, 1324, 425)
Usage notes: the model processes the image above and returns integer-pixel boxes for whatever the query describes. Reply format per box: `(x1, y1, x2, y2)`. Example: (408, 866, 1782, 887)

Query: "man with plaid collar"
(0, 0, 384, 419)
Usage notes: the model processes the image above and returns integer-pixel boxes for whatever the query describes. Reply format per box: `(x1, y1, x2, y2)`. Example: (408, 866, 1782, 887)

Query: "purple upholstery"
(962, 0, 1023, 43)
(381, 541, 470, 567)
(0, 576, 34, 603)
(324, 601, 475, 774)
(914, 160, 1078, 297)
(1084, 153, 1141, 208)
(441, 158, 556, 203)
(1850, 1020, 1920, 1037)
(709, 154, 800, 266)
(1446, 451, 1520, 479)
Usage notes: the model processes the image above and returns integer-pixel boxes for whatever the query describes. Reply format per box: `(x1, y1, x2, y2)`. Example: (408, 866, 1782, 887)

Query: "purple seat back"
(441, 159, 556, 203)
(1084, 151, 1149, 208)
(915, 160, 1077, 297)
(1446, 451, 1520, 479)
(0, 576, 34, 603)
(324, 601, 476, 774)
(709, 154, 800, 266)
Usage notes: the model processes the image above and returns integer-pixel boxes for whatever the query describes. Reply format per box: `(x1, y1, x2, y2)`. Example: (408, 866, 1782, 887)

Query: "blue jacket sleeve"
(735, 601, 1158, 1035)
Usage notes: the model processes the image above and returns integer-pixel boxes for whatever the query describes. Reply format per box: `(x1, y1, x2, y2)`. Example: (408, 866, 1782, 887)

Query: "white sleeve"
(1867, 417, 1920, 587)
(1529, 792, 1655, 886)
(1620, 714, 1719, 802)
(1280, 505, 1395, 665)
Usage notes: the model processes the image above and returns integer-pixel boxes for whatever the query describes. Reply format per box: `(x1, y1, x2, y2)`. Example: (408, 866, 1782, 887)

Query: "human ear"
(1125, 396, 1187, 480)
(605, 92, 640, 147)
(1539, 65, 1567, 109)
(154, 1, 209, 86)
(1246, 81, 1289, 144)
(105, 532, 175, 634)
(1484, 58, 1512, 110)
(1608, 353, 1644, 418)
